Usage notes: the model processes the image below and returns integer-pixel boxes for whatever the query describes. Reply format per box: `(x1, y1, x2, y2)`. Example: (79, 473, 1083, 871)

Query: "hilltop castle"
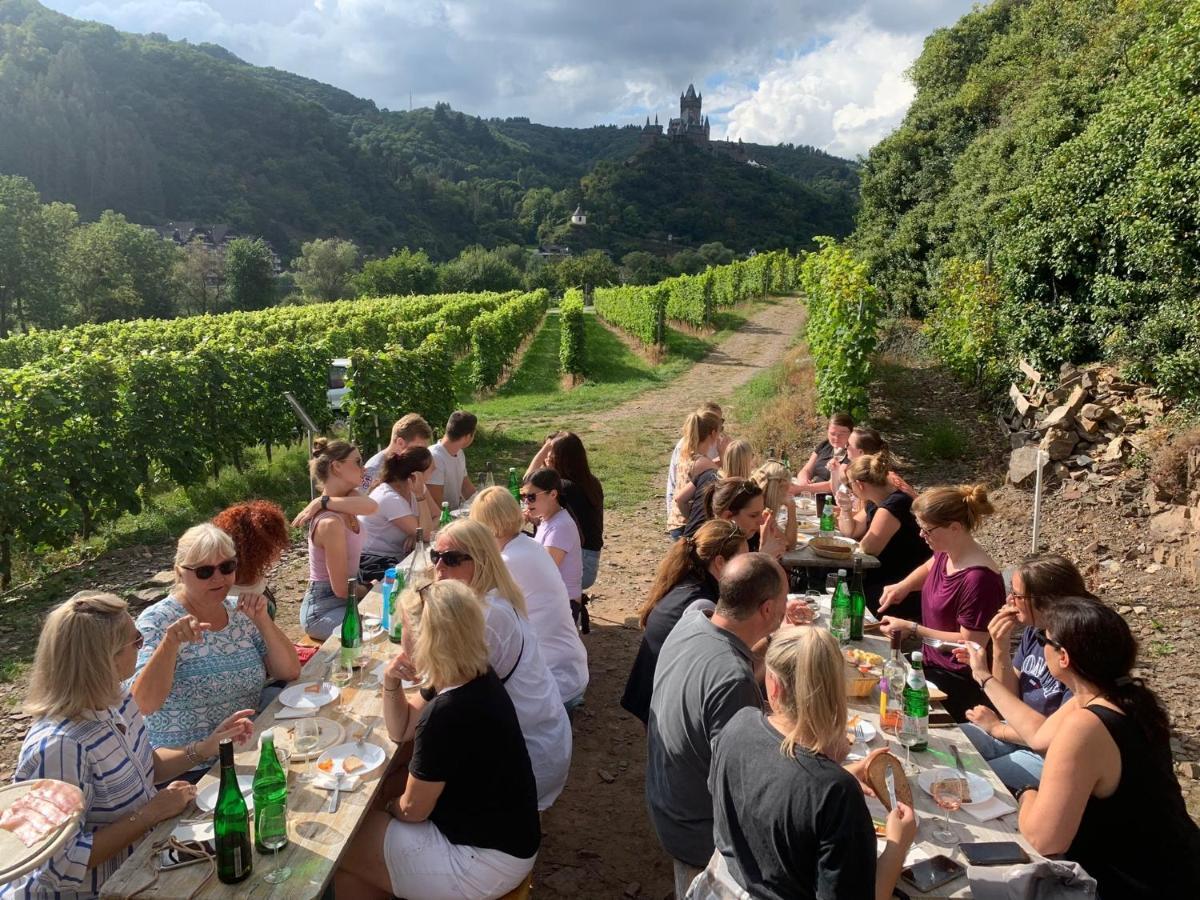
(640, 83, 747, 162)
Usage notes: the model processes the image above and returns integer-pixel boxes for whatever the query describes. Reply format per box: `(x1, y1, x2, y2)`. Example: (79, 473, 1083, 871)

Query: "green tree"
(0, 175, 77, 336)
(698, 242, 735, 266)
(670, 249, 706, 275)
(554, 250, 619, 293)
(224, 238, 277, 310)
(66, 211, 180, 324)
(291, 238, 360, 302)
(620, 251, 671, 286)
(175, 238, 224, 316)
(352, 248, 438, 297)
(438, 246, 522, 292)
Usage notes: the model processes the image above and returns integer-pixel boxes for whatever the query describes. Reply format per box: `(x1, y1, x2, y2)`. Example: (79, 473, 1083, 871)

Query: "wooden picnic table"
(781, 542, 881, 570)
(848, 632, 1040, 898)
(103, 592, 400, 900)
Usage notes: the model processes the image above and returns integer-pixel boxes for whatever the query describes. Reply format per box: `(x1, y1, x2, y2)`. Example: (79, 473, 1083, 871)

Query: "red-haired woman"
(213, 500, 292, 619)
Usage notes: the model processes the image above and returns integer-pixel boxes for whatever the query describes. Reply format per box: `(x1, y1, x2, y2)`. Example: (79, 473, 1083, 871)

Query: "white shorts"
(382, 818, 535, 900)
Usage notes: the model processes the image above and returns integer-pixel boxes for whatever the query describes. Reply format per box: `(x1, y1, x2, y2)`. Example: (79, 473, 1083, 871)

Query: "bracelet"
(910, 622, 918, 638)
(383, 681, 401, 693)
(1013, 785, 1036, 803)
(414, 493, 427, 500)
(320, 494, 330, 511)
(185, 741, 203, 764)
(978, 674, 995, 690)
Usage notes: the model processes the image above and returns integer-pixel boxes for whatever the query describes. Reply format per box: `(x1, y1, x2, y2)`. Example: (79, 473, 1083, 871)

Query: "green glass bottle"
(849, 558, 866, 641)
(389, 568, 406, 644)
(439, 501, 452, 529)
(252, 728, 288, 854)
(819, 497, 836, 535)
(829, 568, 850, 645)
(214, 738, 252, 884)
(340, 576, 361, 667)
(902, 651, 930, 752)
(508, 467, 520, 501)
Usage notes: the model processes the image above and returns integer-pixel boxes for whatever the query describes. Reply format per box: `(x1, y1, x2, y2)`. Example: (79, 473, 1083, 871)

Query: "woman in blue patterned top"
(130, 523, 299, 775)
(1, 592, 252, 899)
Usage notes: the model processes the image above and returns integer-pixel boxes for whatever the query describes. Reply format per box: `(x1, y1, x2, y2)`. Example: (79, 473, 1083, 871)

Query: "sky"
(43, 0, 979, 159)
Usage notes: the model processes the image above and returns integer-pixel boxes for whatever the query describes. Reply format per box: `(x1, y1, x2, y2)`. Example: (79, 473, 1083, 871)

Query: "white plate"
(847, 719, 878, 742)
(196, 775, 254, 813)
(315, 741, 387, 778)
(279, 682, 340, 710)
(918, 766, 994, 807)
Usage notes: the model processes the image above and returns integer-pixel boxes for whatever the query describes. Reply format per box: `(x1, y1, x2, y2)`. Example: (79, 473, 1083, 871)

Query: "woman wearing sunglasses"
(521, 468, 585, 626)
(427, 520, 571, 810)
(130, 523, 298, 777)
(6, 592, 253, 899)
(953, 555, 1093, 792)
(878, 485, 1004, 721)
(1002, 596, 1200, 898)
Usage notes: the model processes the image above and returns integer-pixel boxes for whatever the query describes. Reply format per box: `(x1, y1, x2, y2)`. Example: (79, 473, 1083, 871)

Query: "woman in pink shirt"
(878, 484, 1005, 721)
(522, 468, 584, 627)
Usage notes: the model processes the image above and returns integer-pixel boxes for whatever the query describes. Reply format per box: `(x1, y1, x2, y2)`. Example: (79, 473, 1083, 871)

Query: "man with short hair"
(428, 410, 478, 509)
(361, 413, 433, 489)
(645, 552, 788, 897)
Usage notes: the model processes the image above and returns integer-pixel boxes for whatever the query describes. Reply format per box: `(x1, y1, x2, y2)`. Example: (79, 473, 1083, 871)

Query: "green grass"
(913, 420, 970, 462)
(728, 361, 786, 429)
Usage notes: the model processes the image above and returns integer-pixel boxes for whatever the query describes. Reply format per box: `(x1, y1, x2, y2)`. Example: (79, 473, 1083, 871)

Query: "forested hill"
(0, 0, 858, 259)
(851, 0, 1199, 403)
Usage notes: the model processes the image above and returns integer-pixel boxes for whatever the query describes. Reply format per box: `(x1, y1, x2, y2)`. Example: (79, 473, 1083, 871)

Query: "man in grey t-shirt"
(645, 552, 788, 897)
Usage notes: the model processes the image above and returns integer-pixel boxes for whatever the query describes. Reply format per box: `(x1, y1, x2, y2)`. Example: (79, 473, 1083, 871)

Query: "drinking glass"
(825, 573, 839, 597)
(891, 715, 921, 776)
(294, 718, 320, 783)
(258, 807, 291, 884)
(930, 775, 964, 843)
(330, 657, 354, 713)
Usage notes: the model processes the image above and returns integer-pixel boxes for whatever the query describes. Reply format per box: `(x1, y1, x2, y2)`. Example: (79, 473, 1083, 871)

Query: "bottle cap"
(384, 567, 397, 578)
(890, 629, 902, 650)
(260, 727, 275, 744)
(838, 568, 847, 576)
(911, 651, 923, 664)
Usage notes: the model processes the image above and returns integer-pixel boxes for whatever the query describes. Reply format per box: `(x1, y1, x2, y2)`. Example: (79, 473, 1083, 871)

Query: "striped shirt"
(134, 596, 266, 767)
(0, 692, 156, 899)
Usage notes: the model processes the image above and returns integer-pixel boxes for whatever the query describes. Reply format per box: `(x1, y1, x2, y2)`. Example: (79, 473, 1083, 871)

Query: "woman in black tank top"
(1009, 597, 1199, 898)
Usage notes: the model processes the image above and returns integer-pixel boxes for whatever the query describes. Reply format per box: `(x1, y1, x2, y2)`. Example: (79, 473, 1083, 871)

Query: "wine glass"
(329, 657, 354, 713)
(930, 774, 964, 843)
(825, 572, 839, 597)
(891, 715, 921, 776)
(294, 718, 320, 783)
(258, 807, 291, 884)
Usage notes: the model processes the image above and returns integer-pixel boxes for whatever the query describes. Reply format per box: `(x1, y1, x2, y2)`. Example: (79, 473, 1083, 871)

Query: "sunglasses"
(181, 559, 238, 580)
(429, 549, 473, 567)
(520, 492, 545, 504)
(1031, 628, 1063, 650)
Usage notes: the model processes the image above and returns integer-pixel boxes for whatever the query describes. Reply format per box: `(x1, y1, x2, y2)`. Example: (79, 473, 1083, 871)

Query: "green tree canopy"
(352, 248, 438, 297)
(290, 238, 360, 302)
(224, 238, 277, 311)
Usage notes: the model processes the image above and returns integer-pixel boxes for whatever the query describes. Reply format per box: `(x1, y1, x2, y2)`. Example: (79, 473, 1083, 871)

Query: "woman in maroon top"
(878, 484, 1005, 721)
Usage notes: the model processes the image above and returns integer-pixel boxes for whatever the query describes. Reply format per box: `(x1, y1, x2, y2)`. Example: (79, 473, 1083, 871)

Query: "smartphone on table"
(958, 841, 1031, 866)
(156, 839, 215, 871)
(900, 854, 965, 892)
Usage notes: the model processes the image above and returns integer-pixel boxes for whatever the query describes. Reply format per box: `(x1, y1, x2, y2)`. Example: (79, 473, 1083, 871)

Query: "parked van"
(327, 358, 350, 412)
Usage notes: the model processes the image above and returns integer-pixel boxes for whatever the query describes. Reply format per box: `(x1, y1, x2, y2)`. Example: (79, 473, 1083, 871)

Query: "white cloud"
(722, 18, 922, 157)
(47, 1, 975, 157)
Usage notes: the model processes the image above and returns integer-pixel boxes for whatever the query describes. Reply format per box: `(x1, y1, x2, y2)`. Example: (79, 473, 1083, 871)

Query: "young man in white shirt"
(362, 413, 433, 489)
(428, 410, 478, 509)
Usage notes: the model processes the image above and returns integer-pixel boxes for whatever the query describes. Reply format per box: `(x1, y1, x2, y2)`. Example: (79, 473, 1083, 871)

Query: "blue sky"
(44, 0, 979, 157)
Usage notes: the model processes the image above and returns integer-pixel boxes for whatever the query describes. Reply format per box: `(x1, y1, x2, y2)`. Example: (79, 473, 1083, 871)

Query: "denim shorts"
(581, 549, 601, 591)
(300, 580, 345, 642)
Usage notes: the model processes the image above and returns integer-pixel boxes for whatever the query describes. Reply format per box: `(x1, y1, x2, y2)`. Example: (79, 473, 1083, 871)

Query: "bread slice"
(866, 752, 912, 811)
(305, 682, 323, 693)
(342, 755, 364, 774)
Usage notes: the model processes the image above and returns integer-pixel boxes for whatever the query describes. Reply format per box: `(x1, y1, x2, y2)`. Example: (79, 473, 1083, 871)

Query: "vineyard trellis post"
(283, 391, 319, 500)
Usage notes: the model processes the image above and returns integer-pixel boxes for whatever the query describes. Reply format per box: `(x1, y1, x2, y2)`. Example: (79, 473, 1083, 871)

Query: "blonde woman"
(879, 485, 1005, 720)
(8, 593, 252, 898)
(470, 486, 588, 708)
(667, 408, 723, 540)
(700, 626, 915, 900)
(676, 439, 756, 535)
(427, 519, 571, 809)
(335, 580, 539, 900)
(131, 524, 299, 773)
(666, 403, 725, 531)
(752, 461, 797, 553)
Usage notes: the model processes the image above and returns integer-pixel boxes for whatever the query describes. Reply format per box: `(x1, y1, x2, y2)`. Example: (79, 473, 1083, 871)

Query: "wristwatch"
(320, 495, 330, 511)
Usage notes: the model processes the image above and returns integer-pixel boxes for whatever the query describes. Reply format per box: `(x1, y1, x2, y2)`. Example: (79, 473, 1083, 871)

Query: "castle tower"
(680, 83, 702, 128)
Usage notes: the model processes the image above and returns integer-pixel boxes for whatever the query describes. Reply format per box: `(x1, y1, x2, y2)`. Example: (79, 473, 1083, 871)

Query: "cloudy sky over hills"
(46, 0, 977, 158)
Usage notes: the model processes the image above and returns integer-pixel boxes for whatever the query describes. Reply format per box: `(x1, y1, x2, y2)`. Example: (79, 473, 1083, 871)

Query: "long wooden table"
(848, 632, 1039, 898)
(103, 594, 399, 900)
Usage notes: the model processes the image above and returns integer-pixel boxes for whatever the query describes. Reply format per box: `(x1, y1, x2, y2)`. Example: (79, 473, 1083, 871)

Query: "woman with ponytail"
(620, 520, 748, 725)
(835, 454, 930, 619)
(666, 408, 723, 540)
(698, 625, 916, 899)
(878, 485, 1005, 720)
(1009, 596, 1199, 897)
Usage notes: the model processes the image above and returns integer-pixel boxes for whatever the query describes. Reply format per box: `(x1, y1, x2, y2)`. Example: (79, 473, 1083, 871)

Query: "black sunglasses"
(1032, 628, 1063, 650)
(520, 492, 545, 504)
(181, 559, 238, 580)
(430, 549, 473, 567)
